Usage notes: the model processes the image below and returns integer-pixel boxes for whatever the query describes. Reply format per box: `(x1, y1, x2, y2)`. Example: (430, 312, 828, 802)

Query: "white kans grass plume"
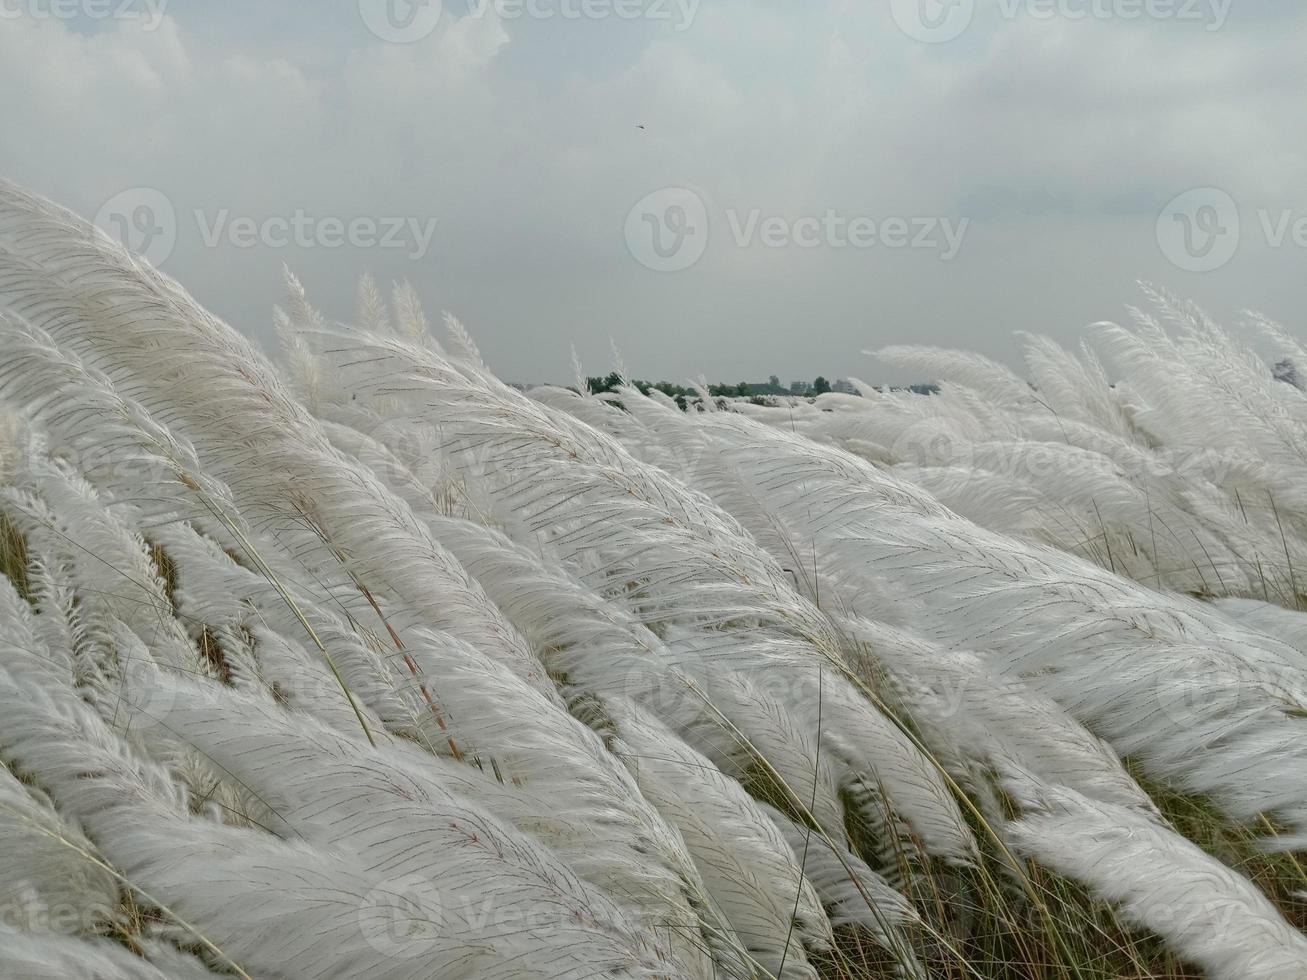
(1004, 778, 1307, 980)
(0, 179, 1305, 979)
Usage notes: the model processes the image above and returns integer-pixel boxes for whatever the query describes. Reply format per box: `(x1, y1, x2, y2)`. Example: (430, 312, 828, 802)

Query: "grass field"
(1, 180, 1305, 979)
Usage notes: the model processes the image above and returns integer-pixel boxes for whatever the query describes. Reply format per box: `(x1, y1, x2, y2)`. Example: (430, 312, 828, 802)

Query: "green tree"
(812, 375, 831, 395)
(585, 372, 626, 395)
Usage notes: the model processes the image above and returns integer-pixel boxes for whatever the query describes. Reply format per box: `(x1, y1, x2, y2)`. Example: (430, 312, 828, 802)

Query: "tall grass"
(0, 181, 1305, 978)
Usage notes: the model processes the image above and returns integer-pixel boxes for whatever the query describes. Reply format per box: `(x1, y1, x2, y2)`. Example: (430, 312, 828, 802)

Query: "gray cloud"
(2, 0, 1304, 385)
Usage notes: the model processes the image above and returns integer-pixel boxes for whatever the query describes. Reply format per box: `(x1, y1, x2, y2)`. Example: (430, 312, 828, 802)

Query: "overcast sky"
(2, 0, 1305, 385)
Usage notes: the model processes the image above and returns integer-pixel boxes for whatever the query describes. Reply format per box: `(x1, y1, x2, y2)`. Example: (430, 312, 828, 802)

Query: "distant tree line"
(583, 373, 847, 402)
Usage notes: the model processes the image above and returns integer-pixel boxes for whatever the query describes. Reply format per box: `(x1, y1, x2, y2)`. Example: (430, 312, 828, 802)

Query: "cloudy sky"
(2, 0, 1304, 385)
